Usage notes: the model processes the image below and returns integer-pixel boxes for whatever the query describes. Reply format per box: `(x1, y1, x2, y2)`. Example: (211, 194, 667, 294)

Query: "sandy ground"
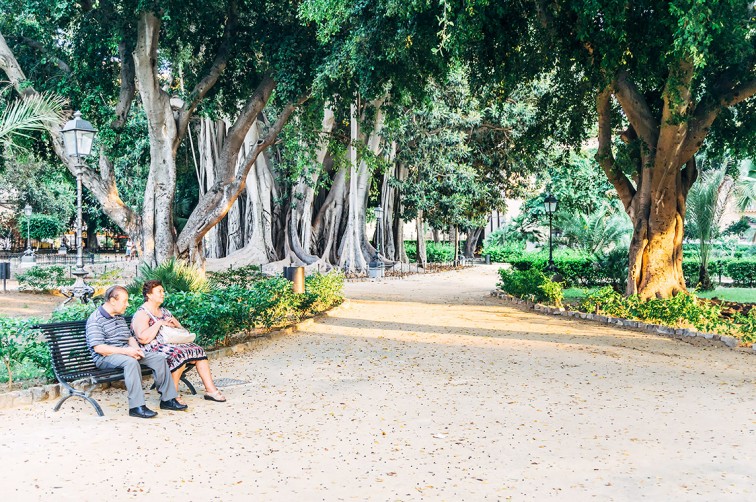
(0, 265, 754, 501)
(0, 286, 62, 318)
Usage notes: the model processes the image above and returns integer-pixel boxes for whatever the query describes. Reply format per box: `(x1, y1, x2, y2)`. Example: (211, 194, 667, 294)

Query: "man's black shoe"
(160, 398, 188, 411)
(129, 405, 158, 418)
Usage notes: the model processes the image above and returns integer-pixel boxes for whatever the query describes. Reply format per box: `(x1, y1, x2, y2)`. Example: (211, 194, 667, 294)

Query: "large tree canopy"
(446, 0, 756, 298)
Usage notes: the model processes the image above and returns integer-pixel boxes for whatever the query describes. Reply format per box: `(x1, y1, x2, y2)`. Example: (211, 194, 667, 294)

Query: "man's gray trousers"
(97, 352, 178, 408)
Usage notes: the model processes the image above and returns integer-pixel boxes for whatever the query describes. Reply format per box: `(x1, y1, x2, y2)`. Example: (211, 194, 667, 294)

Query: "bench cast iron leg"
(53, 390, 105, 417)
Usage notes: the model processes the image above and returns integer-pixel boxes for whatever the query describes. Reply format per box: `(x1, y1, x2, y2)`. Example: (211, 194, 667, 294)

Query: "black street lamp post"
(543, 193, 558, 272)
(22, 204, 34, 263)
(60, 111, 97, 303)
(368, 206, 385, 279)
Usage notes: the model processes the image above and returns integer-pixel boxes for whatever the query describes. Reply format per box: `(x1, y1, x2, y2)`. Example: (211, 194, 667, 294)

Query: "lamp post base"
(60, 269, 94, 304)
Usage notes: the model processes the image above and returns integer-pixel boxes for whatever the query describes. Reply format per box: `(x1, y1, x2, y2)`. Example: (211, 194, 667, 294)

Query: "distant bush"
(208, 265, 265, 288)
(50, 302, 98, 322)
(405, 241, 456, 262)
(16, 266, 73, 292)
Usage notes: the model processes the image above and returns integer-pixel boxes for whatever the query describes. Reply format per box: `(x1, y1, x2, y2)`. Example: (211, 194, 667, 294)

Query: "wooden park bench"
(35, 318, 196, 416)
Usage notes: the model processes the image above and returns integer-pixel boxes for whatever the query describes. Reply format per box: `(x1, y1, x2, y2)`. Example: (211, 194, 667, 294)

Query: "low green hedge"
(498, 268, 564, 306)
(490, 249, 756, 289)
(405, 241, 456, 262)
(1, 272, 344, 387)
(580, 286, 755, 343)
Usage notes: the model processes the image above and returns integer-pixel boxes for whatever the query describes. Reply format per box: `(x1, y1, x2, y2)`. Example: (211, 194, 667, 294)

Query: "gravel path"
(0, 265, 753, 501)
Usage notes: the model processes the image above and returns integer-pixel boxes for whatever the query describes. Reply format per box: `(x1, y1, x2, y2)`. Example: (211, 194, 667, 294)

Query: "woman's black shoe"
(129, 405, 158, 418)
(160, 398, 188, 411)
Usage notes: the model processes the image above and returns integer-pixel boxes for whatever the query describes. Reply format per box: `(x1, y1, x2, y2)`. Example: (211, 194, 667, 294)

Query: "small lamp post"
(60, 111, 97, 303)
(543, 193, 558, 272)
(22, 204, 34, 262)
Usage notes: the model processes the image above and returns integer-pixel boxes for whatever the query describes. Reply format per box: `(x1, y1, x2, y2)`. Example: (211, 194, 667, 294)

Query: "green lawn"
(694, 287, 756, 303)
(562, 286, 756, 304)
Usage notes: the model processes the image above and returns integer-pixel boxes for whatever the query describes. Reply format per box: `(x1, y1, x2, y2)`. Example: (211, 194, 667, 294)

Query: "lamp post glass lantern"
(61, 110, 97, 303)
(543, 194, 558, 272)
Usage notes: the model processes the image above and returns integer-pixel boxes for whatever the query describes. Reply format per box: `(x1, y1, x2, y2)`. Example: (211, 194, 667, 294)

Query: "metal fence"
(338, 257, 482, 282)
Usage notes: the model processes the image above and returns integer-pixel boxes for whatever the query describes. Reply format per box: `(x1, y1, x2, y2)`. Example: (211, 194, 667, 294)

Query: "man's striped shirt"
(85, 306, 131, 364)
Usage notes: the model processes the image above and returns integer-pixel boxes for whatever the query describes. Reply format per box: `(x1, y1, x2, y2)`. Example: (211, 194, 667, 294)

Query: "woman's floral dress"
(135, 306, 207, 372)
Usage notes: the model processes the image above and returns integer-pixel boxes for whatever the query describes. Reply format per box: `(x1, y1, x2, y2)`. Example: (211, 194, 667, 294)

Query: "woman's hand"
(164, 317, 181, 328)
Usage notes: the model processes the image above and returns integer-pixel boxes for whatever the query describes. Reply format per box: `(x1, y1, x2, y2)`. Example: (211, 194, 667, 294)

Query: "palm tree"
(558, 202, 632, 255)
(0, 91, 66, 152)
(735, 159, 756, 212)
(685, 164, 734, 290)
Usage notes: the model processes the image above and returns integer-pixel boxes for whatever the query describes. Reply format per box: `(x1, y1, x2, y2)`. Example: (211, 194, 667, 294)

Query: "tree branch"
(0, 31, 32, 96)
(613, 70, 659, 148)
(596, 88, 635, 211)
(14, 36, 71, 73)
(111, 41, 136, 130)
(682, 77, 756, 164)
(681, 156, 697, 198)
(174, 0, 238, 148)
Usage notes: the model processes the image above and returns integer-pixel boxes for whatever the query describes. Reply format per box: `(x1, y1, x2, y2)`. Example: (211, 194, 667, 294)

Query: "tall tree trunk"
(337, 102, 384, 272)
(134, 12, 178, 266)
(465, 226, 483, 258)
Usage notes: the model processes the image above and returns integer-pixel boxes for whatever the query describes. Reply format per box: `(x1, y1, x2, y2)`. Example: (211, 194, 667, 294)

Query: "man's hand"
(123, 347, 144, 360)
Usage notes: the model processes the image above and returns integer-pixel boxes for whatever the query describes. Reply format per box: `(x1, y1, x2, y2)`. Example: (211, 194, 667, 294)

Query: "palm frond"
(0, 92, 67, 151)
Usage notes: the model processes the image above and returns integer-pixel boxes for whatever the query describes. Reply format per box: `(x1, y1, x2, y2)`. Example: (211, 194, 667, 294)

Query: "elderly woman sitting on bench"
(131, 280, 227, 403)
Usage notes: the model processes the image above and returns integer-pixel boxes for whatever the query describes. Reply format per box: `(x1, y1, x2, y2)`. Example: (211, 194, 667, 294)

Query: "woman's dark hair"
(142, 280, 163, 301)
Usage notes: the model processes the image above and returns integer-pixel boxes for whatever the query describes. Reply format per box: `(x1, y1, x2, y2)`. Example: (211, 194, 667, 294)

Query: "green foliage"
(578, 287, 756, 340)
(128, 258, 209, 299)
(0, 315, 50, 387)
(482, 242, 526, 263)
(723, 217, 753, 238)
(732, 311, 756, 344)
(405, 241, 456, 263)
(207, 265, 265, 289)
(162, 273, 344, 347)
(0, 91, 66, 153)
(558, 202, 632, 255)
(724, 260, 756, 287)
(16, 266, 72, 292)
(685, 163, 735, 289)
(497, 267, 563, 306)
(17, 214, 67, 241)
(301, 272, 345, 313)
(50, 302, 98, 322)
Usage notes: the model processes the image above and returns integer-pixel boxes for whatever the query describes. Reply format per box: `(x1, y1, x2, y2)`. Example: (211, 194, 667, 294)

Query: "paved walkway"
(0, 266, 753, 500)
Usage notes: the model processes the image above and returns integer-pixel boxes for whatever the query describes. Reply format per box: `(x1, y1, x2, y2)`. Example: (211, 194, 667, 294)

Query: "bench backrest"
(36, 316, 133, 382)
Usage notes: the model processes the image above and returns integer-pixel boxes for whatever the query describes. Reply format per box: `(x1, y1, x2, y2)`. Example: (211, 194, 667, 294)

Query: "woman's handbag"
(159, 325, 196, 344)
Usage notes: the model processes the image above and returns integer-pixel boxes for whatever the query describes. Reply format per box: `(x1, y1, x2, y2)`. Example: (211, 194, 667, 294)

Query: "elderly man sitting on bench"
(85, 285, 188, 418)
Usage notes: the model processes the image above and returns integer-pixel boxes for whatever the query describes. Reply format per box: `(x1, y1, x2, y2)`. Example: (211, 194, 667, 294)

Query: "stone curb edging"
(0, 300, 350, 411)
(490, 289, 752, 353)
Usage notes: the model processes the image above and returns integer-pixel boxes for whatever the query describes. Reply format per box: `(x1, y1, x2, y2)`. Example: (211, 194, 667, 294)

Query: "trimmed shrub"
(725, 260, 756, 287)
(498, 268, 563, 306)
(405, 241, 456, 262)
(481, 243, 525, 263)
